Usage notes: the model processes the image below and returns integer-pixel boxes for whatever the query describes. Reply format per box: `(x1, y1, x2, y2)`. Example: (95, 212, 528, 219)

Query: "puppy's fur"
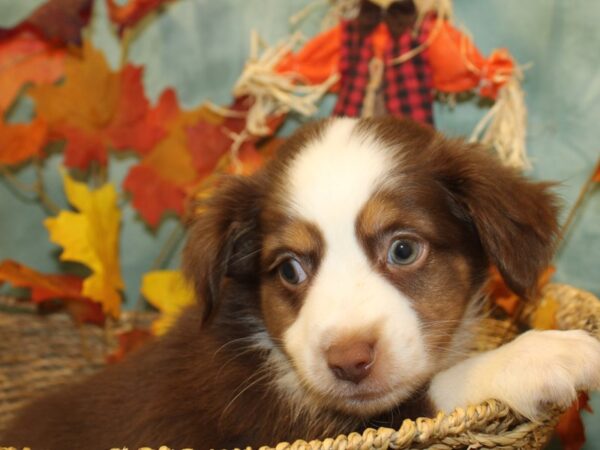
(4, 118, 600, 449)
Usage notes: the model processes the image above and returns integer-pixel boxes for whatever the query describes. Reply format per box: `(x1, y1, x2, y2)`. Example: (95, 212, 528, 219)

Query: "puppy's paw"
(489, 330, 600, 419)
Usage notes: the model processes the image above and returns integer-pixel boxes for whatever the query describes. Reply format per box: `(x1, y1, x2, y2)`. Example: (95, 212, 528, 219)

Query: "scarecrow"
(232, 0, 528, 168)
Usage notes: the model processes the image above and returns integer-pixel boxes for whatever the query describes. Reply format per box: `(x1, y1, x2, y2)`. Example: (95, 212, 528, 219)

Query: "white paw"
(488, 330, 600, 418)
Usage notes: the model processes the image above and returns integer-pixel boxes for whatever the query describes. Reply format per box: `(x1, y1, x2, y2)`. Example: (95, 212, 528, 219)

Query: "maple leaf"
(44, 172, 124, 317)
(556, 392, 593, 450)
(106, 329, 153, 364)
(122, 91, 220, 226)
(141, 270, 195, 335)
(0, 31, 65, 115)
(0, 118, 47, 165)
(105, 65, 166, 154)
(123, 164, 186, 226)
(107, 0, 174, 30)
(0, 0, 93, 46)
(487, 266, 555, 316)
(185, 120, 233, 176)
(30, 41, 165, 169)
(0, 259, 104, 325)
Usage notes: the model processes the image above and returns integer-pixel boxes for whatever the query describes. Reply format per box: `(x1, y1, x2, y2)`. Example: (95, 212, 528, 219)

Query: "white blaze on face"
(282, 118, 430, 410)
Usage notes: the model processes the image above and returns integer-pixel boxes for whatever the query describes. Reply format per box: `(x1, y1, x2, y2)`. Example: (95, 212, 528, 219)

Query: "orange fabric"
(276, 20, 516, 101)
(428, 21, 515, 99)
(276, 25, 342, 89)
(371, 22, 391, 59)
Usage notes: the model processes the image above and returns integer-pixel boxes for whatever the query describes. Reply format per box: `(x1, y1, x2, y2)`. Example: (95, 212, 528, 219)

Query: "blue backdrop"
(0, 0, 598, 446)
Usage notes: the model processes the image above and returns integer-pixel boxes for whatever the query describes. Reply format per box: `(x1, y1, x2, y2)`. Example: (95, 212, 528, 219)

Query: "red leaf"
(106, 329, 153, 364)
(123, 164, 186, 226)
(0, 260, 105, 325)
(0, 118, 47, 165)
(148, 88, 180, 126)
(0, 0, 93, 46)
(555, 392, 593, 450)
(60, 126, 107, 169)
(107, 65, 166, 155)
(186, 120, 232, 176)
(106, 0, 174, 29)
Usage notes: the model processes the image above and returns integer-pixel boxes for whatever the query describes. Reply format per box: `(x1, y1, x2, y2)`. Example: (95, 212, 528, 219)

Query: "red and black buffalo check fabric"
(333, 15, 435, 124)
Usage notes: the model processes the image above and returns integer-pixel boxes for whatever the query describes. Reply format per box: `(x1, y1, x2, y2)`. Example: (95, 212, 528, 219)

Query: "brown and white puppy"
(4, 117, 600, 449)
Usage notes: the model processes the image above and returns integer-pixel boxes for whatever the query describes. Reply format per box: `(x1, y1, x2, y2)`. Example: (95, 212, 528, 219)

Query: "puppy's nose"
(326, 341, 375, 384)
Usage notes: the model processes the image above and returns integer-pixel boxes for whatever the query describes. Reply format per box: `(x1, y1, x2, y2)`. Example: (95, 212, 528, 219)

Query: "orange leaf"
(0, 0, 93, 46)
(30, 41, 165, 169)
(487, 266, 520, 315)
(0, 31, 65, 115)
(556, 392, 593, 450)
(0, 118, 47, 165)
(107, 0, 174, 30)
(487, 266, 555, 316)
(593, 162, 600, 183)
(0, 260, 104, 325)
(106, 329, 153, 364)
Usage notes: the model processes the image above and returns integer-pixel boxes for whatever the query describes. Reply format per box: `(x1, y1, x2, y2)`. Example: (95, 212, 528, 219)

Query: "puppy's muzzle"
(326, 340, 376, 384)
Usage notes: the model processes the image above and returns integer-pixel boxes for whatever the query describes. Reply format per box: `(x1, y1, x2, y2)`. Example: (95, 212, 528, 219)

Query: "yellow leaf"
(141, 270, 195, 335)
(531, 295, 559, 330)
(44, 173, 124, 317)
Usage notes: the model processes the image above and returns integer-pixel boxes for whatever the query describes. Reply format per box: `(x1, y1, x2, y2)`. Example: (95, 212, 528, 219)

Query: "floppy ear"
(182, 175, 263, 322)
(432, 139, 561, 299)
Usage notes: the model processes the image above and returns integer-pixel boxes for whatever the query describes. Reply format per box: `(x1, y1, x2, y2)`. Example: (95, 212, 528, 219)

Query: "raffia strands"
(469, 75, 529, 170)
(232, 30, 339, 137)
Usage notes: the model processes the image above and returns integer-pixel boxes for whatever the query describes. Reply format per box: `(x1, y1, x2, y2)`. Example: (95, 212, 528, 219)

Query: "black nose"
(326, 341, 375, 384)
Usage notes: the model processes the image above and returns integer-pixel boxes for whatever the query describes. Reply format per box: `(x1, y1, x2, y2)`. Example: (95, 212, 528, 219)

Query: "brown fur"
(2, 117, 559, 449)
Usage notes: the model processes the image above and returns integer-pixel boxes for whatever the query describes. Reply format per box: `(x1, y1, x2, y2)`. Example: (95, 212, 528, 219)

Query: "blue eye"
(388, 239, 421, 265)
(278, 258, 307, 285)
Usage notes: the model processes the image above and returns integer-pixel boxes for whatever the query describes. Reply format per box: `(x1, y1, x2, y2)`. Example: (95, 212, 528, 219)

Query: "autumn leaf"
(0, 259, 104, 325)
(531, 294, 559, 330)
(141, 270, 194, 335)
(186, 120, 233, 176)
(123, 91, 219, 226)
(593, 160, 600, 183)
(488, 266, 555, 316)
(106, 329, 153, 364)
(0, 118, 47, 165)
(30, 41, 165, 169)
(0, 31, 65, 115)
(107, 0, 174, 30)
(122, 164, 186, 226)
(225, 137, 283, 176)
(0, 0, 93, 46)
(44, 172, 124, 317)
(556, 392, 593, 450)
(105, 65, 166, 154)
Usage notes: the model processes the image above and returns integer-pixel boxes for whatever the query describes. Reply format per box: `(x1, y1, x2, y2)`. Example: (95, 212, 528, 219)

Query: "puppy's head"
(183, 117, 559, 417)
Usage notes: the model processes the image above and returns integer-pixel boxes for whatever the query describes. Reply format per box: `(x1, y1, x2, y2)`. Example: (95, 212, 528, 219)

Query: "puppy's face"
(259, 119, 486, 415)
(184, 118, 559, 418)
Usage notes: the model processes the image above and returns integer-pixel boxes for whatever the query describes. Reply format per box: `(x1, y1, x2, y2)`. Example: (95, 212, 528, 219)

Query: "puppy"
(3, 117, 600, 449)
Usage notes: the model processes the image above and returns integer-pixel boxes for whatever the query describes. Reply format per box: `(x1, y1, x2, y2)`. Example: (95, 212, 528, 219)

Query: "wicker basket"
(1, 283, 599, 450)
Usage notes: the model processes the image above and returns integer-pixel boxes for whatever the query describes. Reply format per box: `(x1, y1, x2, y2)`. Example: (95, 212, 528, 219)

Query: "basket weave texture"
(0, 283, 599, 450)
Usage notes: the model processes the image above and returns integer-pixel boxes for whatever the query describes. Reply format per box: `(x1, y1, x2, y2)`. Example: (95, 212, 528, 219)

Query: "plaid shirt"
(333, 16, 435, 124)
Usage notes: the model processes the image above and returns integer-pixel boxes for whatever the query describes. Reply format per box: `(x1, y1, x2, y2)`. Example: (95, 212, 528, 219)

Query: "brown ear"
(431, 138, 561, 299)
(182, 175, 263, 322)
